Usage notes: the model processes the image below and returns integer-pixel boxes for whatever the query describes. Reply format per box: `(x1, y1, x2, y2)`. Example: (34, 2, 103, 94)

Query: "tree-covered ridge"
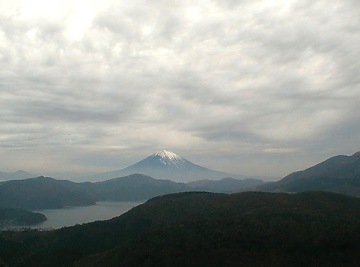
(1, 191, 360, 266)
(0, 209, 46, 227)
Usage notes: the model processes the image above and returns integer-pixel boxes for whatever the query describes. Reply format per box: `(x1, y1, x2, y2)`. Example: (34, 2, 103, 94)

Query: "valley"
(1, 191, 360, 266)
(1, 150, 360, 266)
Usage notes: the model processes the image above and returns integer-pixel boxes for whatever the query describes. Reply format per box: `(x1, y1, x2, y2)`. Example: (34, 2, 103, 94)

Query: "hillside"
(259, 151, 360, 196)
(1, 191, 360, 266)
(0, 174, 192, 210)
(0, 173, 264, 212)
(91, 174, 191, 201)
(188, 177, 264, 193)
(0, 209, 46, 228)
(0, 176, 96, 210)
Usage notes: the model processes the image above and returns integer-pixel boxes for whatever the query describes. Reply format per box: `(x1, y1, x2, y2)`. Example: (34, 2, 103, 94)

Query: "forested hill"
(1, 191, 360, 266)
(0, 209, 46, 227)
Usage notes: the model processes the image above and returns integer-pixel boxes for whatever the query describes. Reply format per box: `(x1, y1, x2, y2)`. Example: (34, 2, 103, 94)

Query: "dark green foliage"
(0, 209, 46, 227)
(1, 191, 360, 266)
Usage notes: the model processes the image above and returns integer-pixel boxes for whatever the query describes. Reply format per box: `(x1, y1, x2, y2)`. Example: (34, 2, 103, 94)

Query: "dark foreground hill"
(1, 191, 360, 266)
(259, 151, 360, 196)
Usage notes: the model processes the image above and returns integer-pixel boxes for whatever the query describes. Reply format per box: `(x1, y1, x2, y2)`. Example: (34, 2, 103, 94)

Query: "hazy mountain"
(0, 176, 96, 210)
(61, 173, 192, 201)
(0, 170, 35, 181)
(2, 191, 360, 266)
(0, 174, 192, 209)
(92, 174, 190, 201)
(92, 150, 254, 182)
(259, 151, 360, 196)
(188, 177, 265, 193)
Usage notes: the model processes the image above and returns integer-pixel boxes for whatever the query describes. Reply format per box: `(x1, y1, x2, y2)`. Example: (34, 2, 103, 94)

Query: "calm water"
(33, 201, 142, 229)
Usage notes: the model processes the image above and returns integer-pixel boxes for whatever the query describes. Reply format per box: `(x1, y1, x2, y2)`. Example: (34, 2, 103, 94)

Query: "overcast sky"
(0, 0, 359, 179)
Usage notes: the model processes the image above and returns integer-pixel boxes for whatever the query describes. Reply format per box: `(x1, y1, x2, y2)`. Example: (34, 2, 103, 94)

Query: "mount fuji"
(93, 150, 255, 183)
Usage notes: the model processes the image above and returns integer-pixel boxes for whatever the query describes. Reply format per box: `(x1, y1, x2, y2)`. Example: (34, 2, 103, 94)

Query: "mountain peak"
(153, 150, 181, 161)
(148, 150, 186, 168)
(97, 149, 248, 182)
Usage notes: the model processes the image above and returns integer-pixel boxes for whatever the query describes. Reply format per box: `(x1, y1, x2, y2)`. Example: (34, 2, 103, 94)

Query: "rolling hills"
(0, 174, 189, 210)
(1, 191, 360, 266)
(0, 173, 264, 210)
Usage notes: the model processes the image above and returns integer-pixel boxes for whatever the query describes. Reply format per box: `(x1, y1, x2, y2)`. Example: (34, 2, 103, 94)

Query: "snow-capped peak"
(152, 150, 185, 168)
(154, 150, 182, 160)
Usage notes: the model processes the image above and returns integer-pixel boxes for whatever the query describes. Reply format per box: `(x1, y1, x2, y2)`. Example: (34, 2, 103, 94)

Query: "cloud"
(0, 0, 359, 177)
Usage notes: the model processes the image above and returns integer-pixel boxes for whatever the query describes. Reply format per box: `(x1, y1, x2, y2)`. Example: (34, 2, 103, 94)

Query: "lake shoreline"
(31, 201, 142, 229)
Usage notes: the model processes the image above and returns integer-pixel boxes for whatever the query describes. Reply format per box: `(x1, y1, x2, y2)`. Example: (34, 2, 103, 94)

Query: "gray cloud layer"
(0, 0, 359, 178)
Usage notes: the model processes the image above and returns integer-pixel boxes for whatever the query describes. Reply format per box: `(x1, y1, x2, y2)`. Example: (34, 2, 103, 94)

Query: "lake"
(33, 201, 142, 229)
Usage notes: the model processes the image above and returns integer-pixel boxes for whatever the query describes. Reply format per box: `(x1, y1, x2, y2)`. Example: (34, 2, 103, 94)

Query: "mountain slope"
(0, 176, 96, 210)
(188, 177, 265, 193)
(91, 174, 191, 201)
(0, 208, 46, 227)
(0, 174, 192, 209)
(93, 150, 252, 182)
(259, 151, 360, 196)
(2, 191, 360, 266)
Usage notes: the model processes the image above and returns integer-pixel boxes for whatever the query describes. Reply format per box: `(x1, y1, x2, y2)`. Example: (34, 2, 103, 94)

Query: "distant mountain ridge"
(188, 177, 265, 193)
(0, 173, 265, 210)
(0, 176, 96, 210)
(0, 174, 189, 210)
(0, 170, 35, 181)
(92, 174, 190, 201)
(259, 151, 360, 196)
(93, 150, 253, 182)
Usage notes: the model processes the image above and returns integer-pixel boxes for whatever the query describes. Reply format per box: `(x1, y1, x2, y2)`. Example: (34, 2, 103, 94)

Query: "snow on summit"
(153, 150, 182, 160)
(152, 150, 185, 168)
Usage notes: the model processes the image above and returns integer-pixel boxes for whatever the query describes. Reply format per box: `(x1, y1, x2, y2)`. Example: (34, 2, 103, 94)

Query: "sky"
(0, 0, 359, 180)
